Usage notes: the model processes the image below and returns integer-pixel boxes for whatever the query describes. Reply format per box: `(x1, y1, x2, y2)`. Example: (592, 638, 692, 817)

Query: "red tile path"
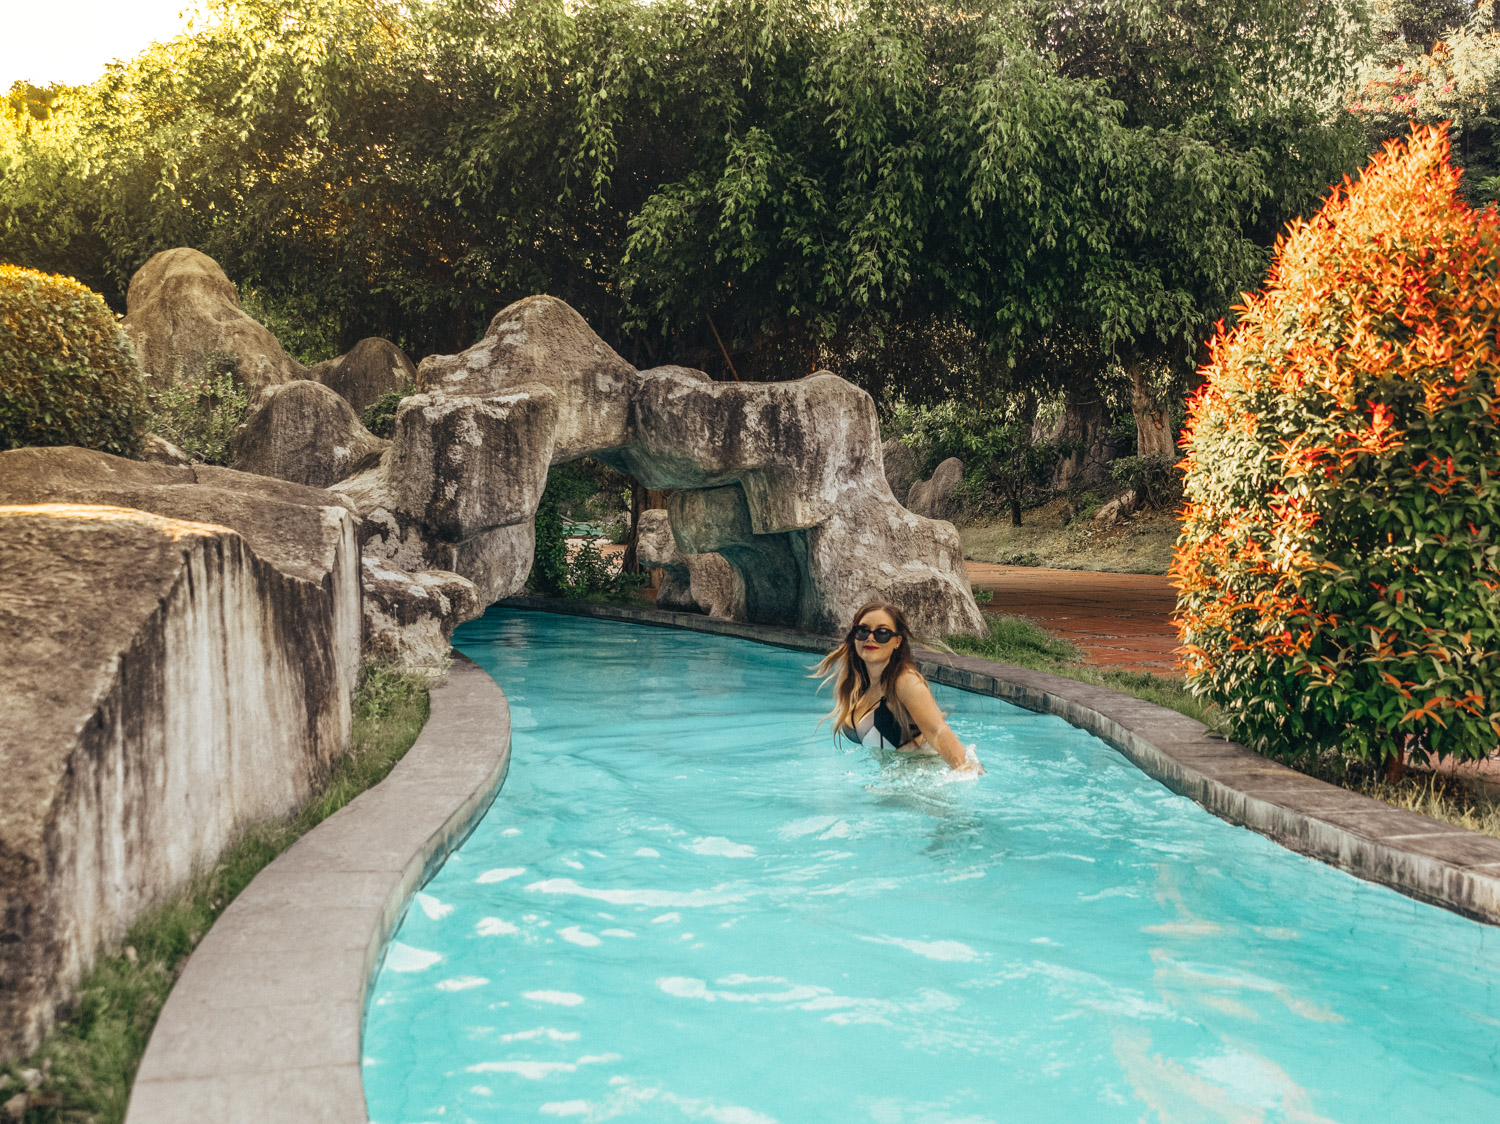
(965, 562, 1181, 676)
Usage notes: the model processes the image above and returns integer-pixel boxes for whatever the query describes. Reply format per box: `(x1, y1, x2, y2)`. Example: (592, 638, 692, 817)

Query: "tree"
(0, 0, 1375, 415)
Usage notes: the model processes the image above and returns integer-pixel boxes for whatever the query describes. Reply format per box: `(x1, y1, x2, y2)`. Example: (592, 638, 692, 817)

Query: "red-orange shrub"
(1173, 125, 1500, 770)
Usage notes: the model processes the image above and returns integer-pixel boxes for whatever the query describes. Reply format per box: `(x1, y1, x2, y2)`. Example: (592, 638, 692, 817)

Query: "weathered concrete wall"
(0, 450, 361, 1062)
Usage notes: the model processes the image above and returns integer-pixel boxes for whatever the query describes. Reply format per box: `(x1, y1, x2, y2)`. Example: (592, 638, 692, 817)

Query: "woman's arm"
(895, 670, 982, 772)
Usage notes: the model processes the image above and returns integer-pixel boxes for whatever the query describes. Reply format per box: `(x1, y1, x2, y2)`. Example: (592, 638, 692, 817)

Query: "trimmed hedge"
(1173, 125, 1500, 772)
(0, 265, 146, 456)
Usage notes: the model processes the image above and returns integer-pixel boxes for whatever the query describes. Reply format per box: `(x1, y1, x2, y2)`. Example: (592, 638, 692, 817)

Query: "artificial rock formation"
(121, 248, 306, 396)
(0, 448, 361, 1062)
(310, 336, 417, 415)
(361, 556, 480, 671)
(339, 295, 984, 640)
(636, 508, 741, 618)
(230, 379, 388, 489)
(906, 456, 965, 521)
(881, 438, 920, 506)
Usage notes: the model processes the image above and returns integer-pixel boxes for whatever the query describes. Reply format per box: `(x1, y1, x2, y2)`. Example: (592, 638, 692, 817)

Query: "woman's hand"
(895, 670, 982, 773)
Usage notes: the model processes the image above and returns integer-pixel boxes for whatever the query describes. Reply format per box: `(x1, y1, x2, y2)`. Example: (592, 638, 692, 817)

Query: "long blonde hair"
(814, 601, 925, 737)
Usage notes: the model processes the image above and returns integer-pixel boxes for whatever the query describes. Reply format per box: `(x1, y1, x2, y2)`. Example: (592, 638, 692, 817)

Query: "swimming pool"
(363, 609, 1500, 1122)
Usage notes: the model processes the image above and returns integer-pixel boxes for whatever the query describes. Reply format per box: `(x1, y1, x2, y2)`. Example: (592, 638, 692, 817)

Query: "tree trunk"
(621, 479, 646, 573)
(1009, 493, 1022, 527)
(1130, 360, 1176, 459)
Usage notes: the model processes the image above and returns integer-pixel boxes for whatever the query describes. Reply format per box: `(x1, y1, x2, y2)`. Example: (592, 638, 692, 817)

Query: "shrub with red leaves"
(1173, 124, 1500, 771)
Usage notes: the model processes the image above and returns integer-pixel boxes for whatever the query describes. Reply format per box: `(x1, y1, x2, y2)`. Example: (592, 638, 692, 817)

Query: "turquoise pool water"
(363, 609, 1500, 1123)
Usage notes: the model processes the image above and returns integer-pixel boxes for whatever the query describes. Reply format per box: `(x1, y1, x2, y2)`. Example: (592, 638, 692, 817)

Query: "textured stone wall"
(0, 452, 361, 1062)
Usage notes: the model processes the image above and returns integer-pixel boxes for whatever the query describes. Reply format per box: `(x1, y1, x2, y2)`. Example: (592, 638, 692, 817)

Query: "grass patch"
(0, 664, 430, 1123)
(960, 501, 1180, 574)
(943, 614, 1224, 732)
(1349, 772, 1500, 842)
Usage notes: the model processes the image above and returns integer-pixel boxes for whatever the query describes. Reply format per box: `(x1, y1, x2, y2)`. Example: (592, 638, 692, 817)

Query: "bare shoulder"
(893, 666, 932, 701)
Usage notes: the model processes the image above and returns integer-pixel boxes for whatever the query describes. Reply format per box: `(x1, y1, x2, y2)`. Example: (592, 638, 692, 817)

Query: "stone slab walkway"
(966, 562, 1179, 675)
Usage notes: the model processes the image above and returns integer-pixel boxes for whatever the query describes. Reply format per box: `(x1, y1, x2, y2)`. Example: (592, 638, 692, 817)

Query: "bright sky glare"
(3, 1, 204, 92)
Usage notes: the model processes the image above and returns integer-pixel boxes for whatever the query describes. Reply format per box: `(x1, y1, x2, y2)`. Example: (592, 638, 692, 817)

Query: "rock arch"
(336, 295, 985, 639)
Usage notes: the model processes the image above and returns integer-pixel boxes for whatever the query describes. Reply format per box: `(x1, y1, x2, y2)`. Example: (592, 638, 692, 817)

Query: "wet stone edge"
(123, 653, 512, 1124)
(502, 596, 1500, 926)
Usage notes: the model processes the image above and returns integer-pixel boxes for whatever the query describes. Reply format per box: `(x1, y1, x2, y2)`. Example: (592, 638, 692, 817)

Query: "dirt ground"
(959, 495, 1179, 575)
(966, 563, 1181, 675)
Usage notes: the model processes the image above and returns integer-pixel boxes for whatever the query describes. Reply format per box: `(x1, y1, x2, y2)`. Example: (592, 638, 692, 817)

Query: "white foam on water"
(526, 878, 743, 907)
(652, 912, 681, 924)
(499, 1027, 580, 1043)
(657, 976, 829, 1004)
(777, 815, 840, 838)
(859, 935, 984, 963)
(578, 1053, 622, 1065)
(435, 976, 488, 991)
(523, 990, 586, 1006)
(466, 1060, 576, 1078)
(563, 858, 585, 870)
(539, 1102, 591, 1117)
(384, 942, 442, 973)
(559, 925, 602, 947)
(415, 893, 453, 920)
(477, 867, 527, 884)
(475, 917, 519, 936)
(601, 929, 636, 938)
(501, 828, 522, 836)
(686, 836, 757, 858)
(635, 847, 661, 857)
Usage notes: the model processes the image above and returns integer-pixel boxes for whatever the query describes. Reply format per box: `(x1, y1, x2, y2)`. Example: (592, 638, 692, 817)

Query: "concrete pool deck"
(126, 600, 1500, 1121)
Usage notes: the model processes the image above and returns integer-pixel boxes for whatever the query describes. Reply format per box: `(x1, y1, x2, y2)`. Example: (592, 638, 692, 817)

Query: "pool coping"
(499, 596, 1500, 925)
(124, 653, 511, 1124)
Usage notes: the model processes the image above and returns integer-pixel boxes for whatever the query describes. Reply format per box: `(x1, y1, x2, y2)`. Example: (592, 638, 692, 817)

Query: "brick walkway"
(966, 562, 1180, 676)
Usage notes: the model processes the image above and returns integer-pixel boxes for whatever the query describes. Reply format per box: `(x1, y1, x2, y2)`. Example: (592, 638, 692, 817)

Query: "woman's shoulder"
(892, 665, 930, 697)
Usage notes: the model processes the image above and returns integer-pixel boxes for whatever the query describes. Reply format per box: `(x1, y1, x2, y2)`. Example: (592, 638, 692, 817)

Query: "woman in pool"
(816, 601, 982, 773)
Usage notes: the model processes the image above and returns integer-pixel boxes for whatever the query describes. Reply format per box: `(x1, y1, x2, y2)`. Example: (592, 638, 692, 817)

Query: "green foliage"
(1347, 1, 1500, 205)
(142, 353, 249, 465)
(1175, 126, 1500, 771)
(944, 615, 1223, 730)
(896, 400, 1066, 525)
(360, 387, 408, 438)
(0, 264, 146, 457)
(529, 462, 646, 600)
(0, 662, 428, 1123)
(1109, 454, 1180, 509)
(239, 286, 341, 366)
(0, 0, 1373, 402)
(559, 538, 650, 602)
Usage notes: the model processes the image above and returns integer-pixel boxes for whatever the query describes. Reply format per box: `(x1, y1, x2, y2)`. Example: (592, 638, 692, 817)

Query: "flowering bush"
(1173, 125, 1500, 771)
(1347, 6, 1500, 132)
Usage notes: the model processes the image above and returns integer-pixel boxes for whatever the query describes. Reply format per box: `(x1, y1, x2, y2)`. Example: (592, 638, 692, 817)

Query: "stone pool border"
(501, 596, 1500, 924)
(124, 653, 511, 1124)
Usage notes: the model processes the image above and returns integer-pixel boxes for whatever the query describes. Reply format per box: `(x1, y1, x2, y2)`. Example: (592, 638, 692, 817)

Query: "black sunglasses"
(851, 625, 898, 643)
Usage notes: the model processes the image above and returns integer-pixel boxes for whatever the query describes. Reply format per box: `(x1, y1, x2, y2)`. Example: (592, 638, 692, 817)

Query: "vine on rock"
(1173, 124, 1500, 773)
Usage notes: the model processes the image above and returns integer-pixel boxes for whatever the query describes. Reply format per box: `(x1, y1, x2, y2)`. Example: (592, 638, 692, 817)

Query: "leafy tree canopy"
(0, 0, 1374, 408)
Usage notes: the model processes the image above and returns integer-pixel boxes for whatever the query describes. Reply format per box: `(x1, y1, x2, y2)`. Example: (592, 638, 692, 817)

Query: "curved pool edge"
(500, 596, 1500, 925)
(123, 653, 511, 1124)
